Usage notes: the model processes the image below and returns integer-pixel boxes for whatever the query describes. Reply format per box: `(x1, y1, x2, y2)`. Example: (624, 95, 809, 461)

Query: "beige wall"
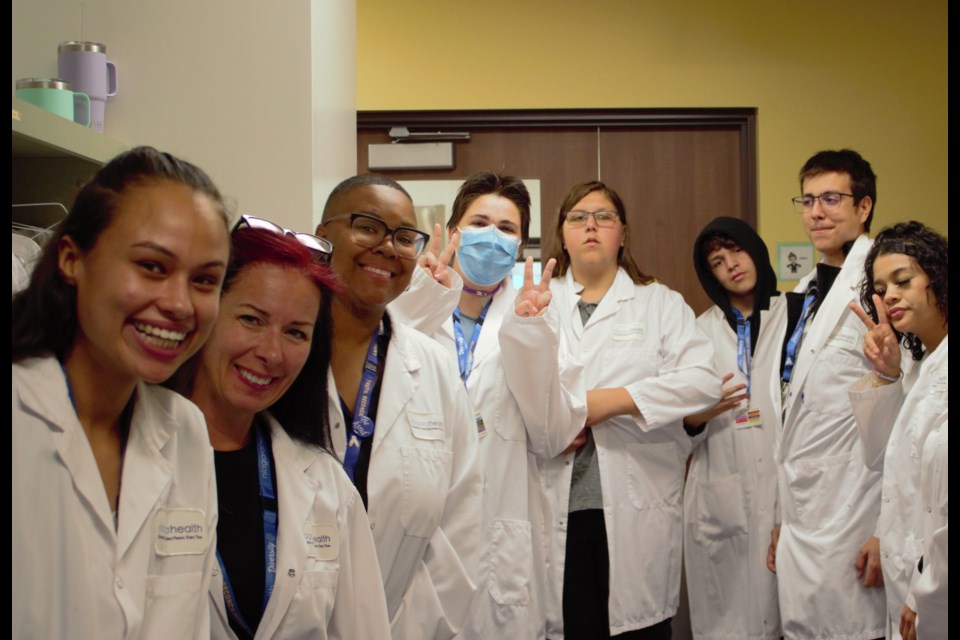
(356, 0, 947, 287)
(13, 0, 356, 233)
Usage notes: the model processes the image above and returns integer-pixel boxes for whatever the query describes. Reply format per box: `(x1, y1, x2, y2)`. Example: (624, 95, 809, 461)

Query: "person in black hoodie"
(682, 216, 787, 640)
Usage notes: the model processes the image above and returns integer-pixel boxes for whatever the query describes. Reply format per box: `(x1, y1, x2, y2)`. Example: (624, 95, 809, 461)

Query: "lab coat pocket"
(302, 567, 340, 589)
(625, 442, 683, 509)
(793, 451, 857, 528)
(399, 446, 453, 537)
(290, 568, 339, 633)
(488, 518, 532, 606)
(603, 346, 659, 381)
(802, 348, 866, 415)
(694, 473, 748, 543)
(142, 572, 204, 638)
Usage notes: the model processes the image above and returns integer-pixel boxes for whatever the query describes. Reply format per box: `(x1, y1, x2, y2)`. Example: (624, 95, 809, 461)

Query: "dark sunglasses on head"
(233, 215, 334, 263)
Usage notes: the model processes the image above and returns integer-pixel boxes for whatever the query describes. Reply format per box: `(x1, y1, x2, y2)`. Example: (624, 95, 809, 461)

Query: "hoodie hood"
(693, 216, 779, 340)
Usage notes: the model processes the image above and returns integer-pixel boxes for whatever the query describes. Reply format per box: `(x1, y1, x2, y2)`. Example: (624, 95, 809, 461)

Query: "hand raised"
(417, 225, 460, 288)
(514, 257, 556, 318)
(849, 294, 900, 378)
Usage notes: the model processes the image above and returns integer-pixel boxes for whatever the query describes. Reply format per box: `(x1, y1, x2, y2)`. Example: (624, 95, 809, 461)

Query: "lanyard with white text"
(217, 424, 278, 637)
(452, 301, 491, 383)
(733, 308, 753, 395)
(344, 322, 382, 482)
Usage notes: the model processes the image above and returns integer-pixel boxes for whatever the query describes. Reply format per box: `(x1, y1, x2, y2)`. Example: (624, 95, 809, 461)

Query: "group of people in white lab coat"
(12, 144, 947, 640)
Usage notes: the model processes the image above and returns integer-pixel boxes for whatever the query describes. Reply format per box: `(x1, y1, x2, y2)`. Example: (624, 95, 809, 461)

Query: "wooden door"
(357, 109, 756, 315)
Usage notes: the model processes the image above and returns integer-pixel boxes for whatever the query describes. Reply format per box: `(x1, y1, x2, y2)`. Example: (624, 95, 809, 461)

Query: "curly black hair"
(861, 221, 948, 361)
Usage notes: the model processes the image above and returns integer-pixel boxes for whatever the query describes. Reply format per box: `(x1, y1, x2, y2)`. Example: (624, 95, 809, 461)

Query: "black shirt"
(339, 314, 392, 510)
(214, 419, 278, 639)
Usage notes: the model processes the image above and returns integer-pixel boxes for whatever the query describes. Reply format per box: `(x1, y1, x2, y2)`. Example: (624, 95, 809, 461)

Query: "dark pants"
(562, 509, 673, 640)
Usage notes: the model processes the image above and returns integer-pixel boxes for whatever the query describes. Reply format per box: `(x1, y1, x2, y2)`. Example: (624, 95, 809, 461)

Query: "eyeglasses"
(564, 209, 621, 228)
(791, 192, 855, 213)
(324, 212, 430, 259)
(233, 215, 334, 263)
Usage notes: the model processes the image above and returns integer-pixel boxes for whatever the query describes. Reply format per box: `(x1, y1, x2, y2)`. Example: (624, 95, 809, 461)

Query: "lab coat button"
(288, 569, 296, 577)
(115, 576, 123, 589)
(334, 422, 341, 430)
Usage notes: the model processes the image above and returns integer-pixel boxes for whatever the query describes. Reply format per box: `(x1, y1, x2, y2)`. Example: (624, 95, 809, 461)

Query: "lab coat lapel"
(116, 382, 174, 560)
(559, 271, 586, 340)
(257, 416, 318, 639)
(585, 269, 634, 328)
(18, 358, 118, 535)
(372, 319, 418, 456)
(789, 235, 869, 395)
(470, 285, 510, 371)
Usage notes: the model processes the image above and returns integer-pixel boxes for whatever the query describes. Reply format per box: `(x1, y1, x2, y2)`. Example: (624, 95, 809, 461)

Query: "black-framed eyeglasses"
(564, 209, 621, 228)
(233, 215, 334, 263)
(324, 212, 430, 259)
(791, 192, 855, 213)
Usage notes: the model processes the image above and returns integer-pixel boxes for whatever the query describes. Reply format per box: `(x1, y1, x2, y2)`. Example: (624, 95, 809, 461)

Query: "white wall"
(12, 0, 356, 233)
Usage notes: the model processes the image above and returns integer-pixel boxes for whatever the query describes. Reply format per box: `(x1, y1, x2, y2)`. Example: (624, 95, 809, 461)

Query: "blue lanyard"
(217, 424, 278, 637)
(782, 284, 818, 384)
(452, 302, 491, 383)
(344, 322, 382, 482)
(733, 308, 753, 395)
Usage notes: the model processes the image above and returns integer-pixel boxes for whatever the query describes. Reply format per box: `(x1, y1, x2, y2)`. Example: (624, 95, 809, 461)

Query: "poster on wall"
(777, 243, 814, 280)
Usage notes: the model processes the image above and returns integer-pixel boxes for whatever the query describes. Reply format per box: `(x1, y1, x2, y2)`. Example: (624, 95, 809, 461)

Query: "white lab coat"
(683, 296, 786, 640)
(391, 268, 587, 640)
(848, 337, 948, 639)
(912, 524, 948, 638)
(209, 414, 391, 640)
(327, 314, 483, 640)
(771, 234, 886, 639)
(535, 268, 721, 637)
(12, 355, 218, 640)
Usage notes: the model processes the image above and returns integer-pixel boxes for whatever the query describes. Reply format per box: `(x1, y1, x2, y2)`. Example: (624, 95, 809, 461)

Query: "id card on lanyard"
(733, 309, 763, 429)
(218, 424, 278, 637)
(344, 321, 383, 482)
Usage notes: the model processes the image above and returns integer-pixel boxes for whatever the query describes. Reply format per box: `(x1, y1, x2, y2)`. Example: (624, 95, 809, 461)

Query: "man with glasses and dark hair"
(767, 149, 887, 639)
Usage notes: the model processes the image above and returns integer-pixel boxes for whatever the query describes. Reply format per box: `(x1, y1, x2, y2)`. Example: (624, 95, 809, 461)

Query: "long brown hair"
(546, 180, 652, 284)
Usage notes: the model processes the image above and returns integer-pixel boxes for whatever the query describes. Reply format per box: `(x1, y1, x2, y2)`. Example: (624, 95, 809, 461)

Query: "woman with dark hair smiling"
(170, 219, 391, 640)
(13, 146, 231, 638)
(847, 221, 948, 640)
(316, 174, 482, 639)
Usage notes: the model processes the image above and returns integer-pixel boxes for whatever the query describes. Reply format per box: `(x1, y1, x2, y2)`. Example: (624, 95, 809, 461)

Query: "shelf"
(12, 97, 129, 229)
(12, 96, 127, 164)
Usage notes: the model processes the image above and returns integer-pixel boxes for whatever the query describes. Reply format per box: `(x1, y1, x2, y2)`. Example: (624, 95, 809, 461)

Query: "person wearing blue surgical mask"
(391, 172, 587, 640)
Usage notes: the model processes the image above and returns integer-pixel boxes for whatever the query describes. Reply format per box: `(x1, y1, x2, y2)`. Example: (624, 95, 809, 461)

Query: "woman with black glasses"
(168, 219, 391, 639)
(316, 174, 482, 640)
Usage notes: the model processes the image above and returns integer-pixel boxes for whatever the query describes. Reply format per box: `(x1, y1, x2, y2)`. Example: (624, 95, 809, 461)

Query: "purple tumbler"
(57, 41, 118, 134)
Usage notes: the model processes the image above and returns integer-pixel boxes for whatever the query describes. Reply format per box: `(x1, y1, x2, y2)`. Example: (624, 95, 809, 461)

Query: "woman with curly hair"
(847, 220, 948, 640)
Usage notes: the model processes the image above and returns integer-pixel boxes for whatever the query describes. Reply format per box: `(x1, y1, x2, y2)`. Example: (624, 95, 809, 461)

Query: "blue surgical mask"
(457, 225, 521, 286)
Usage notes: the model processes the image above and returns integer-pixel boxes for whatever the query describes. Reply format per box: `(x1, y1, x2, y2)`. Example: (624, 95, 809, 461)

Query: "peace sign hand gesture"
(849, 294, 901, 380)
(514, 257, 556, 318)
(417, 224, 461, 288)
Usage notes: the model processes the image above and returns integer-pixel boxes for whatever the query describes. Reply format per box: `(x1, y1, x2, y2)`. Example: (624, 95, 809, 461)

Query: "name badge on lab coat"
(155, 508, 209, 556)
(303, 523, 339, 561)
(735, 406, 763, 430)
(612, 322, 646, 342)
(409, 411, 445, 441)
